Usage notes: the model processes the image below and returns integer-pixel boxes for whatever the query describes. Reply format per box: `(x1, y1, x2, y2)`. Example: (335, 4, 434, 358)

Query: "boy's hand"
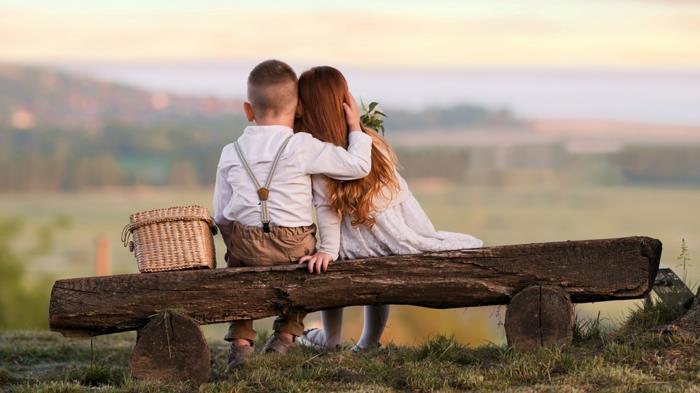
(299, 251, 334, 274)
(343, 90, 362, 131)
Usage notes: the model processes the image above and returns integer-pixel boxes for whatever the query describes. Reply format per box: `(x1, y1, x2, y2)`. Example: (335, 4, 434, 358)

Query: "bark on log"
(49, 236, 661, 336)
(129, 311, 211, 384)
(505, 285, 574, 348)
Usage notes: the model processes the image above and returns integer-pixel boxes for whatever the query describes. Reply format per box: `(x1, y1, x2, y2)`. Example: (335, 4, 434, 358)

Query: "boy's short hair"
(247, 60, 298, 118)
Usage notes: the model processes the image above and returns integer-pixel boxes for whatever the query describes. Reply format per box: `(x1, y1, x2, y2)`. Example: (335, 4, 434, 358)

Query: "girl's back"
(312, 170, 482, 260)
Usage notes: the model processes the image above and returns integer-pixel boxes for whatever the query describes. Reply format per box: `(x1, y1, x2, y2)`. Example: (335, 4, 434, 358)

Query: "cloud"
(0, 4, 699, 68)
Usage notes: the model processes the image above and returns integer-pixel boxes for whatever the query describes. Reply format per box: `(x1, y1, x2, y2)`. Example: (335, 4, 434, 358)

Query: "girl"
(296, 66, 483, 351)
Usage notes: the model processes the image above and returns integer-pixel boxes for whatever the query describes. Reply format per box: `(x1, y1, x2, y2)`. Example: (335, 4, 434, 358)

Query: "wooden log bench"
(49, 236, 662, 383)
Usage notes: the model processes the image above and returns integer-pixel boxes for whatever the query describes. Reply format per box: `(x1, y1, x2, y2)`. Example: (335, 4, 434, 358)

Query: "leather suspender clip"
(233, 135, 293, 234)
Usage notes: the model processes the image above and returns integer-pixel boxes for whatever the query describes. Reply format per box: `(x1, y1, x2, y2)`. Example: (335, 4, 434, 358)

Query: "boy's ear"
(243, 102, 255, 122)
(295, 101, 303, 118)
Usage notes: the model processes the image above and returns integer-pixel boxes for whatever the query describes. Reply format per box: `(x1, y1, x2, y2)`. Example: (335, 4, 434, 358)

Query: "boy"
(212, 59, 371, 369)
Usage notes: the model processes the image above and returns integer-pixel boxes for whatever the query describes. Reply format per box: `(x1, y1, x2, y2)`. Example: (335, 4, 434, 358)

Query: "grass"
(624, 297, 690, 334)
(2, 332, 698, 392)
(1, 300, 698, 393)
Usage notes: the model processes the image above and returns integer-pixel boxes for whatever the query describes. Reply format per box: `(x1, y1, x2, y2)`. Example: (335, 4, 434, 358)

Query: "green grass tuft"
(415, 334, 469, 363)
(62, 364, 126, 387)
(624, 297, 689, 333)
(573, 311, 609, 345)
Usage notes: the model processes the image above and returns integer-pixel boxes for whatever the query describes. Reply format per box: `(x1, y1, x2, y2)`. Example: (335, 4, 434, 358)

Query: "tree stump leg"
(129, 310, 211, 384)
(505, 285, 574, 349)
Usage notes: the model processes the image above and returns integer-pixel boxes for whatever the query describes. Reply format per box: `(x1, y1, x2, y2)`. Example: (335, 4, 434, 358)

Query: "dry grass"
(1, 302, 698, 393)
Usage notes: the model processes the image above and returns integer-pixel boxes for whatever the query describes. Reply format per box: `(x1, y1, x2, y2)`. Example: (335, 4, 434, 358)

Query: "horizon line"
(3, 59, 700, 74)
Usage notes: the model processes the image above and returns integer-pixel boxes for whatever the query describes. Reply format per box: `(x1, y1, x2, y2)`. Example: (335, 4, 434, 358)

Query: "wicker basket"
(121, 205, 217, 273)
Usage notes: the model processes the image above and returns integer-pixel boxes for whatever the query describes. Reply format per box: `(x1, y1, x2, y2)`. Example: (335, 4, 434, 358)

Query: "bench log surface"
(49, 236, 661, 337)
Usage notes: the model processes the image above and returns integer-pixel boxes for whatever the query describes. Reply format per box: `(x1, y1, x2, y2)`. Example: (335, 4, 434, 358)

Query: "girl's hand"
(343, 90, 362, 131)
(299, 251, 334, 274)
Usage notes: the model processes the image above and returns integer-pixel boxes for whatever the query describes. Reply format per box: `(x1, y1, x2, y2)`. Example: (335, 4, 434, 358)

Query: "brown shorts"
(219, 221, 317, 267)
(217, 221, 317, 341)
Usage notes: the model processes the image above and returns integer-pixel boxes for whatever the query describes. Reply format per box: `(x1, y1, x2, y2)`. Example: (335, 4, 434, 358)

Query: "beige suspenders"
(233, 135, 293, 233)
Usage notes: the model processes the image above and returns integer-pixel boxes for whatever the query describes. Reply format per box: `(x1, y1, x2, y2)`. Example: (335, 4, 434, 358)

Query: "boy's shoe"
(262, 332, 294, 354)
(297, 328, 328, 349)
(225, 342, 255, 371)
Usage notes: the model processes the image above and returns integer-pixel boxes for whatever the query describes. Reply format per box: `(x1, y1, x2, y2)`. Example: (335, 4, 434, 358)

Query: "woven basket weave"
(122, 205, 217, 273)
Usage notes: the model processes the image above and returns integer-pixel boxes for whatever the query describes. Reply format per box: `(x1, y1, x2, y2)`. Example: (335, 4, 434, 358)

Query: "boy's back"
(214, 123, 371, 230)
(211, 59, 370, 370)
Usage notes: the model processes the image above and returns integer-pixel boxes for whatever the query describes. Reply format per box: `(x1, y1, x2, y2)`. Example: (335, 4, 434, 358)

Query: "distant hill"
(0, 64, 244, 130)
(0, 64, 527, 133)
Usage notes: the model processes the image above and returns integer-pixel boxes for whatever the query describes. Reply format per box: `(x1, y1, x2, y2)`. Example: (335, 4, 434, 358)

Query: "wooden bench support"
(505, 285, 574, 348)
(129, 311, 211, 384)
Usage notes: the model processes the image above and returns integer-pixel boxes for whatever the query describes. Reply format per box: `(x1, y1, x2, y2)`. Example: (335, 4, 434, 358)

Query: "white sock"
(321, 307, 344, 348)
(356, 305, 390, 349)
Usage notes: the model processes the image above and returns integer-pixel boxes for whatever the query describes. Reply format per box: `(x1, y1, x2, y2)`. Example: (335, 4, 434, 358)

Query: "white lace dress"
(312, 172, 483, 260)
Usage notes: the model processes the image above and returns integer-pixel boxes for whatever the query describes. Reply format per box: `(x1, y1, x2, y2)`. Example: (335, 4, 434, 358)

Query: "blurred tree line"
(384, 105, 523, 131)
(2, 123, 700, 192)
(613, 146, 700, 185)
(0, 118, 244, 191)
(0, 217, 67, 329)
(396, 144, 700, 187)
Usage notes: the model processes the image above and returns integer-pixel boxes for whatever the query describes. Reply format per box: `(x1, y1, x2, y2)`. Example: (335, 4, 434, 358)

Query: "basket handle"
(121, 223, 134, 250)
(121, 216, 218, 250)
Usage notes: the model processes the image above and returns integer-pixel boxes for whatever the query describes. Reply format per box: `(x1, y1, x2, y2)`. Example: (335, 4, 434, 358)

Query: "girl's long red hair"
(295, 66, 399, 227)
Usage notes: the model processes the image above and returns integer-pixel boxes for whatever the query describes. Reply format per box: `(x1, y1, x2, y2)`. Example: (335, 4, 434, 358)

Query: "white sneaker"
(297, 328, 331, 349)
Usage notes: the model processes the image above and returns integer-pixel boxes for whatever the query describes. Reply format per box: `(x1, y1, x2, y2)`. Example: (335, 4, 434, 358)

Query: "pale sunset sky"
(1, 0, 700, 69)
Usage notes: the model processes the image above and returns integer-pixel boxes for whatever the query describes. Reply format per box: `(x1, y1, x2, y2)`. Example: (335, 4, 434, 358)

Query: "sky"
(2, 0, 700, 69)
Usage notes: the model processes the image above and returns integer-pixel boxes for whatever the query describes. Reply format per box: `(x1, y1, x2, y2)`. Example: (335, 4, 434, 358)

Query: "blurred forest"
(3, 124, 700, 191)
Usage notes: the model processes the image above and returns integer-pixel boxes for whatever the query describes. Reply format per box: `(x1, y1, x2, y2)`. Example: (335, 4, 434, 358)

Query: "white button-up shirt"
(213, 125, 372, 228)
